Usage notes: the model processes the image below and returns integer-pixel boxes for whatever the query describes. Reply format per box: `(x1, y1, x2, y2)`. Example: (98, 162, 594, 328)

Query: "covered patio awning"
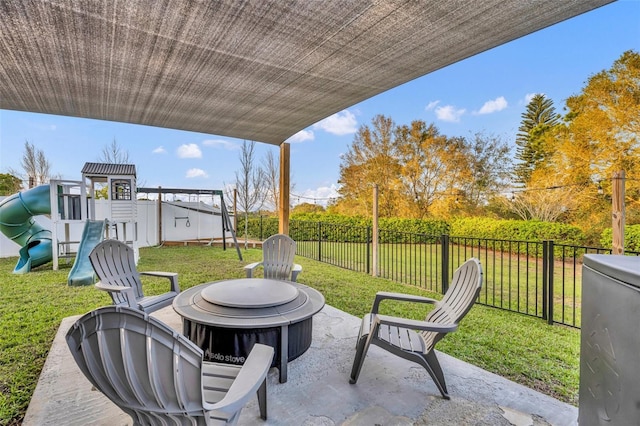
(0, 0, 613, 145)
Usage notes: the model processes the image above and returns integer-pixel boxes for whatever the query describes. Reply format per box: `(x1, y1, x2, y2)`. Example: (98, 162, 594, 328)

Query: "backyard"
(1, 244, 581, 425)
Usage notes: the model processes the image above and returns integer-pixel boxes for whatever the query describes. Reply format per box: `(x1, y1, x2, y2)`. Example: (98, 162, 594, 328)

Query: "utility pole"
(612, 170, 625, 255)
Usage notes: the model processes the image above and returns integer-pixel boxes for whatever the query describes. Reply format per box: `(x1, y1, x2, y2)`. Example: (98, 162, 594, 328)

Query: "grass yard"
(298, 240, 584, 326)
(0, 245, 580, 425)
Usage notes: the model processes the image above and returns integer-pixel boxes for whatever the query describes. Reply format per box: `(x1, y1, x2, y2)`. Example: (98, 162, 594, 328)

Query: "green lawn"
(0, 245, 580, 425)
(298, 240, 584, 326)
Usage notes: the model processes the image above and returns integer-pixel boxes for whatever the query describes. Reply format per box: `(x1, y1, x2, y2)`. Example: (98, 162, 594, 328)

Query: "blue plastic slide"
(0, 185, 53, 274)
(67, 220, 106, 286)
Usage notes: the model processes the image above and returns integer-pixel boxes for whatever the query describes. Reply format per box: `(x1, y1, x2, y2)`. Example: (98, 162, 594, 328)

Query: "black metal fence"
(250, 217, 640, 328)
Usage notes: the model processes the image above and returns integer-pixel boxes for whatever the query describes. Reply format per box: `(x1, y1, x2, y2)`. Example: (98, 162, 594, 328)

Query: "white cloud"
(286, 130, 315, 143)
(185, 168, 208, 178)
(313, 110, 358, 135)
(152, 146, 166, 154)
(293, 184, 340, 207)
(202, 139, 239, 150)
(425, 100, 440, 111)
(476, 96, 508, 115)
(435, 105, 466, 123)
(176, 143, 202, 158)
(522, 92, 543, 105)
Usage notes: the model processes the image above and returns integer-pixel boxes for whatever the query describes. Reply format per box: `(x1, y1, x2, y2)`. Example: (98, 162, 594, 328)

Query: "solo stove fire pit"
(173, 278, 325, 383)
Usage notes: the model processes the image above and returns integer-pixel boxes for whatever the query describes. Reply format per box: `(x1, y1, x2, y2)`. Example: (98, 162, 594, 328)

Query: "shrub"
(600, 225, 640, 253)
(450, 217, 587, 257)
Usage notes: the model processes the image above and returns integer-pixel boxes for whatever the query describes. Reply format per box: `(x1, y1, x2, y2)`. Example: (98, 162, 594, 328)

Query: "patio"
(24, 304, 577, 425)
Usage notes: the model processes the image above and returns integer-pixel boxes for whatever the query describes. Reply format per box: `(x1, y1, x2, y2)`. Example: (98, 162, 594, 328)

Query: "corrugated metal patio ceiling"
(0, 0, 614, 145)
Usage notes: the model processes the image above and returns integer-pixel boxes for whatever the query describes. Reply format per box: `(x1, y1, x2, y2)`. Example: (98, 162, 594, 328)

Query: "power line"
(290, 192, 339, 202)
(510, 176, 639, 194)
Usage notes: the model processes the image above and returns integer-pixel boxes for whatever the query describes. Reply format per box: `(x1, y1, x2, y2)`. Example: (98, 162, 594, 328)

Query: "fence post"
(542, 241, 548, 322)
(547, 240, 554, 325)
(260, 215, 263, 240)
(366, 226, 371, 274)
(441, 234, 449, 294)
(317, 222, 322, 262)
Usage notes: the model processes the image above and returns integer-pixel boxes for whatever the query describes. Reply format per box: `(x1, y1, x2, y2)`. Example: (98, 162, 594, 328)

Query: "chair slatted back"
(66, 306, 208, 424)
(261, 234, 296, 280)
(421, 258, 482, 351)
(90, 239, 144, 303)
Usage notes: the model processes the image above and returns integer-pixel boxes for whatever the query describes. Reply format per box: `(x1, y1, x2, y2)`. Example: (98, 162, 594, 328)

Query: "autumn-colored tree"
(506, 166, 579, 222)
(550, 50, 640, 229)
(495, 50, 640, 240)
(292, 202, 325, 214)
(393, 121, 449, 218)
(337, 117, 514, 219)
(336, 115, 402, 217)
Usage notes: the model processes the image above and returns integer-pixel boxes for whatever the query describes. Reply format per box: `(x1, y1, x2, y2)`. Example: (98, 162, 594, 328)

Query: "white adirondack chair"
(245, 234, 302, 282)
(66, 305, 274, 425)
(349, 258, 483, 399)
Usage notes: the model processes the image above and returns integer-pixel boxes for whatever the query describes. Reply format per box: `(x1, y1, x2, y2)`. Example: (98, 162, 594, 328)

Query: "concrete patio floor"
(23, 304, 578, 425)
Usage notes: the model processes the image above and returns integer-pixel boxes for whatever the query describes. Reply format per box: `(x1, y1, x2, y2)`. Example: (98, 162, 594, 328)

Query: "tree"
(393, 121, 452, 218)
(98, 138, 130, 164)
(12, 141, 52, 187)
(548, 50, 640, 229)
(292, 202, 325, 214)
(335, 115, 402, 217)
(513, 94, 560, 185)
(231, 140, 266, 247)
(262, 150, 280, 212)
(0, 173, 23, 195)
(505, 168, 579, 222)
(261, 149, 295, 212)
(459, 132, 512, 213)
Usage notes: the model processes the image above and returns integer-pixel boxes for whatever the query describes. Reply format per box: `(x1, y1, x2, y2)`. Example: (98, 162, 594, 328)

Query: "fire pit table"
(173, 278, 325, 383)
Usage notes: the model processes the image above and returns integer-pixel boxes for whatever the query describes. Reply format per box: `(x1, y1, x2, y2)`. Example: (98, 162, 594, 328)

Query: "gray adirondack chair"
(66, 305, 274, 425)
(89, 239, 179, 313)
(349, 257, 483, 399)
(245, 234, 302, 281)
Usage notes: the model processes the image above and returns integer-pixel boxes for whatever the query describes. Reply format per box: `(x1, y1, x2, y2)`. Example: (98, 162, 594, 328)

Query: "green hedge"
(239, 214, 593, 257)
(600, 225, 640, 253)
(450, 218, 586, 245)
(239, 213, 449, 244)
(449, 217, 587, 257)
(238, 215, 278, 239)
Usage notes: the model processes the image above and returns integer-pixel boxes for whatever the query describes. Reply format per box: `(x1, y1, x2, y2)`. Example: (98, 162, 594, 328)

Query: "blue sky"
(1, 1, 639, 206)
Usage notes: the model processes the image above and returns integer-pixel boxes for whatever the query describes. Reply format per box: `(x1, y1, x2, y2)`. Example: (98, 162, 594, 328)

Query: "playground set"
(0, 162, 239, 285)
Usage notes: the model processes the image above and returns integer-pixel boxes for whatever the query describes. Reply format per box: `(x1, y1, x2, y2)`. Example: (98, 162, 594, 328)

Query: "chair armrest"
(203, 343, 274, 415)
(140, 271, 180, 292)
(244, 262, 262, 278)
(375, 314, 458, 334)
(94, 282, 137, 308)
(371, 291, 438, 314)
(291, 264, 303, 282)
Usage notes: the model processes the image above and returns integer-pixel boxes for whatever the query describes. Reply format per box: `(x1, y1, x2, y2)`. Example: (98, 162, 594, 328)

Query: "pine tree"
(513, 94, 559, 185)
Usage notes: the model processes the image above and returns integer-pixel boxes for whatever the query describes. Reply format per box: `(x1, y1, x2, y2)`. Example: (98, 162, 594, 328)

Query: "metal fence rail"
(248, 217, 640, 328)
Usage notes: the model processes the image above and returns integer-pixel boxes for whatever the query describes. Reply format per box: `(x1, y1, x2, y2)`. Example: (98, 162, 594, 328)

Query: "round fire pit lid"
(200, 278, 300, 308)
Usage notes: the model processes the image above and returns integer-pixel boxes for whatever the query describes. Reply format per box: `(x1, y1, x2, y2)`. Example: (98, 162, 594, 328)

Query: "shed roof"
(81, 163, 136, 177)
(0, 1, 613, 145)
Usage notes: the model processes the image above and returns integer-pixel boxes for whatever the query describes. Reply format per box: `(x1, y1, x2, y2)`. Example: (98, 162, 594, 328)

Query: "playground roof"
(0, 1, 612, 145)
(81, 163, 137, 177)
